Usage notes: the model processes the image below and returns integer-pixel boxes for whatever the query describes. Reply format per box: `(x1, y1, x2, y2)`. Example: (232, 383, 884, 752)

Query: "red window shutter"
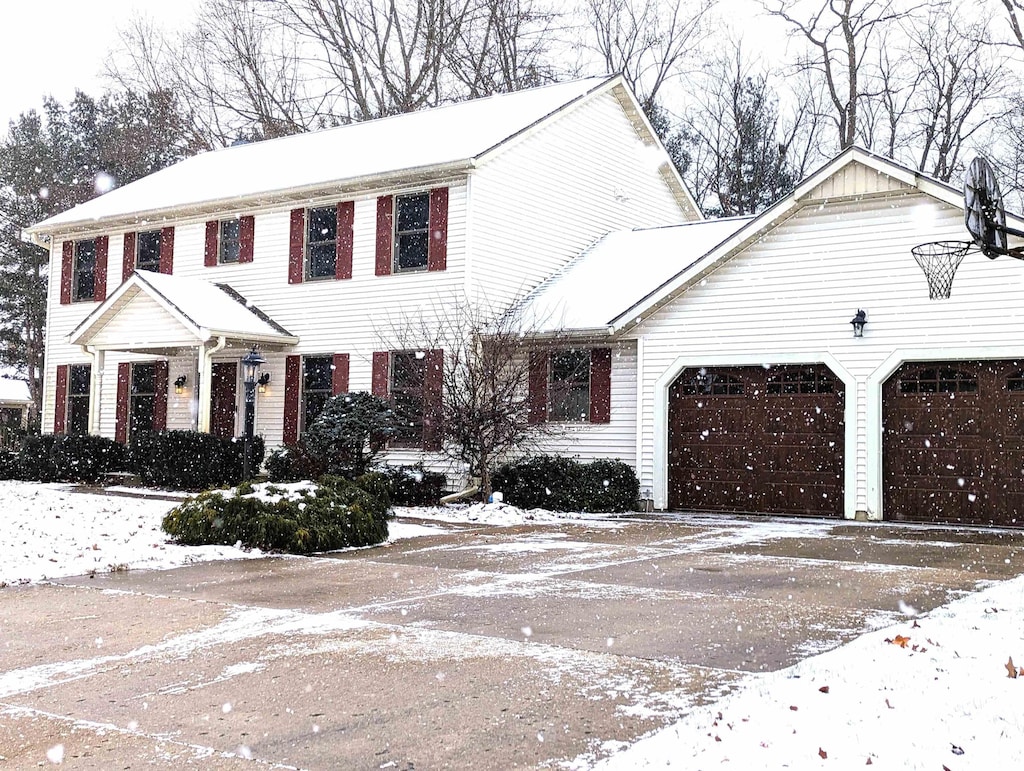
(115, 362, 130, 443)
(375, 196, 394, 276)
(204, 221, 218, 267)
(427, 187, 448, 272)
(59, 242, 73, 305)
(53, 364, 69, 434)
(283, 355, 301, 445)
(528, 351, 549, 424)
(159, 226, 174, 274)
(589, 348, 612, 423)
(332, 353, 350, 395)
(336, 201, 353, 280)
(423, 349, 444, 450)
(153, 361, 169, 431)
(371, 351, 390, 397)
(94, 236, 109, 300)
(239, 215, 255, 263)
(288, 208, 304, 284)
(122, 232, 136, 281)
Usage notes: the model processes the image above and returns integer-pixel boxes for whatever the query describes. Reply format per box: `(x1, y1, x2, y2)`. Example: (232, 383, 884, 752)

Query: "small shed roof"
(31, 76, 615, 235)
(0, 377, 31, 404)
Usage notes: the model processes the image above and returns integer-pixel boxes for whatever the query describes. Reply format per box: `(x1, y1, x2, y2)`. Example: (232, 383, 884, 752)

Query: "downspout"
(197, 336, 227, 433)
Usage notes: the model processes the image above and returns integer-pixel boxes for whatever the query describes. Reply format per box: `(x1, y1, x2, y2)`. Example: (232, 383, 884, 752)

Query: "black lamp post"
(241, 346, 265, 481)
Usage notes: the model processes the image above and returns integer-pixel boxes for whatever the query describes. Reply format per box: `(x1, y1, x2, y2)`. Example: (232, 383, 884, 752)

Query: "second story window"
(395, 193, 430, 272)
(136, 230, 162, 272)
(219, 219, 241, 263)
(72, 239, 97, 302)
(306, 206, 337, 280)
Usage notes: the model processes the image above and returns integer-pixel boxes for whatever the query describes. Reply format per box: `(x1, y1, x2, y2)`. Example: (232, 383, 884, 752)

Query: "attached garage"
(668, 364, 845, 517)
(883, 360, 1024, 526)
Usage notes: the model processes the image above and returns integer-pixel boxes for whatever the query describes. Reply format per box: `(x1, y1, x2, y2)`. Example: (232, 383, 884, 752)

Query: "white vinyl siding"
(467, 90, 694, 308)
(633, 190, 1024, 517)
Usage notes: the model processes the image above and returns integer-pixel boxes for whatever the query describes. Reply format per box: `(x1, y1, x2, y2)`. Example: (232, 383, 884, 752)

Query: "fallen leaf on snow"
(818, 747, 828, 759)
(819, 686, 830, 694)
(1006, 657, 1018, 679)
(887, 635, 911, 648)
(951, 744, 965, 755)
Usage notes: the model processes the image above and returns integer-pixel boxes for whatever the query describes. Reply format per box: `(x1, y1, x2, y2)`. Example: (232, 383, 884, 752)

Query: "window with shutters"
(549, 349, 591, 422)
(130, 363, 157, 436)
(306, 207, 337, 280)
(136, 230, 162, 272)
(391, 351, 426, 444)
(394, 193, 430, 272)
(72, 239, 97, 302)
(67, 364, 91, 435)
(302, 356, 333, 429)
(219, 219, 241, 264)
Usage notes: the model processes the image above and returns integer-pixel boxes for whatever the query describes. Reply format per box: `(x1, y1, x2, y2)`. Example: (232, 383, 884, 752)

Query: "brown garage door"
(668, 365, 845, 517)
(883, 360, 1024, 526)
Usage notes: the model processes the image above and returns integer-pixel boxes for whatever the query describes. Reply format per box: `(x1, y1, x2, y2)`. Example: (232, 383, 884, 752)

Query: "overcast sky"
(0, 1, 198, 127)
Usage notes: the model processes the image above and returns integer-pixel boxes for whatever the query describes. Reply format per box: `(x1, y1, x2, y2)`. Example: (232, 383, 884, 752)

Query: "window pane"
(303, 391, 330, 428)
(137, 230, 161, 272)
(397, 232, 429, 271)
(220, 219, 241, 263)
(306, 207, 336, 279)
(69, 364, 91, 396)
(308, 207, 337, 242)
(302, 356, 333, 429)
(130, 394, 155, 435)
(396, 194, 429, 231)
(73, 240, 96, 301)
(549, 350, 590, 422)
(308, 242, 336, 278)
(132, 363, 156, 395)
(67, 397, 90, 435)
(391, 352, 425, 444)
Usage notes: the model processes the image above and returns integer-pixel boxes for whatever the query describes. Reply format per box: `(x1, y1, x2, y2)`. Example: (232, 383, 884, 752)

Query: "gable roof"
(604, 147, 1024, 335)
(518, 217, 752, 334)
(31, 75, 692, 238)
(68, 271, 298, 350)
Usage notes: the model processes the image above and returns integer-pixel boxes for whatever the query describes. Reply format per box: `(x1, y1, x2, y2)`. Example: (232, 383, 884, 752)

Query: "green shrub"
(17, 434, 126, 483)
(355, 465, 446, 507)
(128, 431, 265, 490)
(304, 392, 397, 477)
(0, 449, 19, 480)
(491, 455, 638, 513)
(265, 441, 325, 482)
(162, 478, 390, 553)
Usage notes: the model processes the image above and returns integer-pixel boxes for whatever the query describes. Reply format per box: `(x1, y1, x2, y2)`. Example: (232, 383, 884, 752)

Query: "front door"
(210, 363, 237, 438)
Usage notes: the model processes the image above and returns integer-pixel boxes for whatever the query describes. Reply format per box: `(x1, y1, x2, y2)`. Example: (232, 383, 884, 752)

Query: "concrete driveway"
(2, 513, 1022, 769)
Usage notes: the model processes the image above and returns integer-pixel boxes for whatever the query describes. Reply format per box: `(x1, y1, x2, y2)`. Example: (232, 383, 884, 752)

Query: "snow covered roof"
(519, 217, 752, 334)
(31, 76, 617, 235)
(69, 271, 298, 350)
(0, 377, 31, 404)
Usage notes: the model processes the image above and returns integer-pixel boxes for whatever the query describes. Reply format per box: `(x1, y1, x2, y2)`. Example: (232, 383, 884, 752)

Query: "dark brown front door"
(883, 360, 1024, 526)
(668, 364, 845, 517)
(210, 363, 237, 438)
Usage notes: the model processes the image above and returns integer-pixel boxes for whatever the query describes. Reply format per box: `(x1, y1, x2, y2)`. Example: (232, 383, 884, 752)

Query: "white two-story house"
(27, 75, 697, 471)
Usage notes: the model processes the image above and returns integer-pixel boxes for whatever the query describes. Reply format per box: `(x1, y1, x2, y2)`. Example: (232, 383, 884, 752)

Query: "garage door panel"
(884, 360, 1022, 526)
(669, 365, 844, 517)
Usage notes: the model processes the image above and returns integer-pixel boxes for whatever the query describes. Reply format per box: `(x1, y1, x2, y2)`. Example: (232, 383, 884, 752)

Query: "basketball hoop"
(910, 241, 972, 300)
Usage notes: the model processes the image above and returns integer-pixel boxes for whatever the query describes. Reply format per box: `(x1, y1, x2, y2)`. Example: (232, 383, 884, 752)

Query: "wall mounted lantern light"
(257, 372, 271, 394)
(850, 309, 868, 338)
(174, 375, 188, 394)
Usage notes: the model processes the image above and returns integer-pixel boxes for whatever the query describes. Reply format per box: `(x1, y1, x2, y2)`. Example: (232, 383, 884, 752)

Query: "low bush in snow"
(264, 441, 325, 483)
(354, 464, 446, 507)
(128, 431, 265, 490)
(491, 455, 638, 513)
(161, 476, 390, 553)
(17, 434, 126, 483)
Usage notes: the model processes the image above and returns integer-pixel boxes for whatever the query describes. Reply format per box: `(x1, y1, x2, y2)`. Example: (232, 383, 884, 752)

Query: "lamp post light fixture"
(241, 346, 266, 481)
(850, 309, 868, 338)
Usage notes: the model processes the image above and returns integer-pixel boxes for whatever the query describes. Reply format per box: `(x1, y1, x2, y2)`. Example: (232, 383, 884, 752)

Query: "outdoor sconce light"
(257, 372, 271, 394)
(174, 375, 188, 394)
(850, 309, 867, 338)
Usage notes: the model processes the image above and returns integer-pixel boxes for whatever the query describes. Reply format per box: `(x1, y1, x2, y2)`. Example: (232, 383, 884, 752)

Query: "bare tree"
(762, 0, 913, 151)
(584, 0, 716, 109)
(380, 294, 565, 498)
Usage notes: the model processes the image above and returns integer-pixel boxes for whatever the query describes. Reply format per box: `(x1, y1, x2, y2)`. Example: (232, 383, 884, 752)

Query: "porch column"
(85, 347, 104, 435)
(197, 336, 227, 433)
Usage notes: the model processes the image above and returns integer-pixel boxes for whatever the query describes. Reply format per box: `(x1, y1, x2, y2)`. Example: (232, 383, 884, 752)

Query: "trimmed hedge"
(18, 434, 126, 483)
(265, 441, 325, 483)
(354, 465, 446, 507)
(161, 476, 390, 553)
(491, 455, 639, 513)
(128, 431, 265, 490)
